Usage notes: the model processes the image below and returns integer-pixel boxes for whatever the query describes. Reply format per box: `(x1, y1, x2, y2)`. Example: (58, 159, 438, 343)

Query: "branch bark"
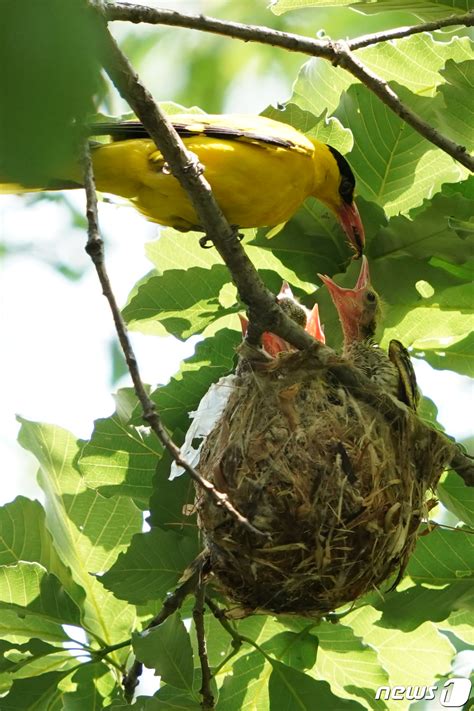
(91, 14, 473, 489)
(81, 140, 268, 538)
(104, 2, 474, 170)
(193, 584, 215, 710)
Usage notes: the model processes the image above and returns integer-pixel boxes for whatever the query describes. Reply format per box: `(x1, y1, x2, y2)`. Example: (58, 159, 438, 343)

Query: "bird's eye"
(366, 291, 376, 303)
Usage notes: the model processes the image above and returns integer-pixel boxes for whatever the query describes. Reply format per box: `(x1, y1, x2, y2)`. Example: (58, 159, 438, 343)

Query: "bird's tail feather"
(0, 178, 82, 194)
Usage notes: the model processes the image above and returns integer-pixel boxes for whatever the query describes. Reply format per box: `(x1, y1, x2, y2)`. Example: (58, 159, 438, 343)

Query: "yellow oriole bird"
(319, 257, 419, 410)
(0, 114, 365, 256)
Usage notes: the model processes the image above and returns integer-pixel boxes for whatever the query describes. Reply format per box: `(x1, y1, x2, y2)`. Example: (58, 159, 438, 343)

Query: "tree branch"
(104, 2, 474, 170)
(348, 12, 474, 50)
(91, 15, 473, 490)
(81, 140, 267, 538)
(193, 584, 214, 710)
(97, 17, 318, 354)
(122, 553, 209, 702)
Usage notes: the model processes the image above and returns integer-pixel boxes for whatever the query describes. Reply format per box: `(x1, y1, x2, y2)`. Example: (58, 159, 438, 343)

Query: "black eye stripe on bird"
(327, 145, 356, 204)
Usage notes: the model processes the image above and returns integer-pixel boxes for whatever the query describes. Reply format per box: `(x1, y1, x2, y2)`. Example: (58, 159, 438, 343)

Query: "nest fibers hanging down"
(196, 347, 451, 617)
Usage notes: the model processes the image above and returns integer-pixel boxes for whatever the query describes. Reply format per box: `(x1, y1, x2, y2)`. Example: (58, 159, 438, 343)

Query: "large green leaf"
(124, 230, 316, 338)
(216, 650, 270, 711)
(0, 609, 69, 646)
(437, 472, 474, 526)
(308, 621, 389, 710)
(62, 663, 119, 710)
(0, 562, 81, 627)
(151, 329, 240, 434)
(133, 613, 194, 690)
(345, 606, 454, 687)
(17, 419, 139, 645)
(380, 282, 474, 350)
(0, 1, 102, 184)
(100, 528, 198, 604)
(147, 445, 197, 535)
(78, 389, 161, 509)
(368, 192, 474, 265)
(0, 669, 73, 710)
(372, 582, 473, 632)
(135, 686, 201, 709)
(261, 629, 319, 671)
(268, 659, 365, 710)
(263, 103, 353, 154)
(436, 59, 474, 152)
(292, 35, 472, 116)
(420, 332, 474, 377)
(0, 497, 81, 601)
(354, 1, 472, 20)
(334, 83, 466, 216)
(407, 528, 474, 584)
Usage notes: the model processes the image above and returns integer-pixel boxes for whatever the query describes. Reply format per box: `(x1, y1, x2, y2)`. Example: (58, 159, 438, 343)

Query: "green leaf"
(124, 264, 236, 339)
(151, 329, 240, 434)
(147, 445, 197, 535)
(439, 609, 474, 646)
(133, 613, 194, 690)
(334, 83, 466, 216)
(17, 419, 139, 645)
(380, 282, 474, 351)
(0, 670, 70, 710)
(62, 663, 119, 710)
(0, 497, 80, 600)
(78, 389, 161, 509)
(0, 562, 81, 627)
(345, 606, 454, 686)
(135, 686, 201, 709)
(307, 620, 390, 709)
(407, 528, 474, 584)
(0, 0, 102, 184)
(216, 650, 270, 711)
(436, 59, 474, 152)
(262, 630, 318, 671)
(369, 192, 474, 265)
(292, 35, 472, 115)
(438, 472, 474, 526)
(421, 331, 474, 376)
(271, 0, 353, 12)
(124, 230, 316, 338)
(0, 609, 69, 646)
(263, 103, 353, 154)
(268, 659, 365, 710)
(354, 1, 472, 20)
(373, 582, 473, 632)
(100, 528, 198, 604)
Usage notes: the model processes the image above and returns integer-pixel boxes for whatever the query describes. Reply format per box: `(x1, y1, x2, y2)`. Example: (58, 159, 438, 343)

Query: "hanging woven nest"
(196, 348, 451, 617)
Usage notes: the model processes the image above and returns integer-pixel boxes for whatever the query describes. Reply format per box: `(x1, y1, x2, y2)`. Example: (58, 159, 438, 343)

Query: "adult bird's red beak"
(337, 202, 365, 259)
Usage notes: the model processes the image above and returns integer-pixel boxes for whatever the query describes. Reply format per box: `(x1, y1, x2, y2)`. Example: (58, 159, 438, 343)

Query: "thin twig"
(348, 12, 474, 50)
(81, 143, 267, 541)
(194, 584, 215, 710)
(122, 553, 209, 701)
(104, 2, 474, 170)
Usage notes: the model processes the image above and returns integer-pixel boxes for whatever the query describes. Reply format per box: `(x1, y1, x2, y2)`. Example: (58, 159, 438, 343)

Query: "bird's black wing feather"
(88, 121, 296, 149)
(388, 340, 419, 411)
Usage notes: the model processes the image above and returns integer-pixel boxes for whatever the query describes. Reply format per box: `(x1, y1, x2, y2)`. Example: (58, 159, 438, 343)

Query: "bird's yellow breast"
(90, 135, 317, 230)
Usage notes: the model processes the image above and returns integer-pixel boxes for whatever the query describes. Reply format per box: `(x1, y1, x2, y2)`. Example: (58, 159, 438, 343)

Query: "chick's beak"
(337, 201, 365, 259)
(317, 257, 371, 325)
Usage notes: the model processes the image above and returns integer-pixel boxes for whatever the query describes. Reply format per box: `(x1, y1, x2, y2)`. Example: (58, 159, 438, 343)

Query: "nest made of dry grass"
(196, 349, 451, 617)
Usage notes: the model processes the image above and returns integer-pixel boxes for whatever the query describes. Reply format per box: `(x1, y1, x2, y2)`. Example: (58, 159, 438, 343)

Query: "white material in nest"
(169, 374, 236, 480)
